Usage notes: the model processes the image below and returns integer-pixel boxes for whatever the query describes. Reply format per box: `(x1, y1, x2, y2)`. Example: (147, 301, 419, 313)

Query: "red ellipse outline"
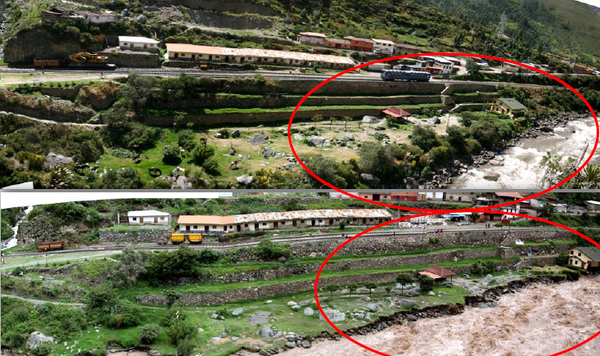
(314, 211, 600, 356)
(287, 53, 599, 213)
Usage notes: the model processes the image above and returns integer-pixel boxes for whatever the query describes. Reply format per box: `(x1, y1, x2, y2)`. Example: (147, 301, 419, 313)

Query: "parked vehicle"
(37, 241, 65, 251)
(33, 59, 60, 68)
(380, 69, 431, 82)
(68, 52, 117, 70)
(169, 233, 202, 244)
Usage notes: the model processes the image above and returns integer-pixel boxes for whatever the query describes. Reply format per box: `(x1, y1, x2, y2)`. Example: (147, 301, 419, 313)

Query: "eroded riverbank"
(284, 276, 600, 356)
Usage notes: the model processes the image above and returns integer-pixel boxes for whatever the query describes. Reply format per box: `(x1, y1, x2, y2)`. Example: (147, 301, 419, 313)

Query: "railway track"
(4, 226, 559, 258)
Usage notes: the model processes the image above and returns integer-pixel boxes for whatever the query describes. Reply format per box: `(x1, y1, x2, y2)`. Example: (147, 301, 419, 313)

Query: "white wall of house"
(298, 35, 325, 46)
(129, 215, 169, 225)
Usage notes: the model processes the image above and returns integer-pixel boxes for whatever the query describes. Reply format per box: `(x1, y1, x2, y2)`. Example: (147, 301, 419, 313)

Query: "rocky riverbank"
(424, 112, 591, 188)
(238, 274, 576, 356)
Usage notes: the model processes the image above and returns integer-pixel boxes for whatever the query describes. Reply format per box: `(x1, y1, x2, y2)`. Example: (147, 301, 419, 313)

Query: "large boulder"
(319, 309, 345, 322)
(303, 307, 314, 316)
(232, 308, 244, 316)
(76, 82, 120, 110)
(249, 311, 271, 325)
(258, 325, 274, 338)
(43, 152, 73, 170)
(236, 175, 254, 185)
(27, 332, 54, 350)
(249, 134, 269, 145)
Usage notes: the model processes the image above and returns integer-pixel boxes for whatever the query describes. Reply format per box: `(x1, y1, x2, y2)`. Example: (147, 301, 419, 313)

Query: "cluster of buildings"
(164, 43, 355, 69)
(395, 56, 459, 75)
(297, 32, 422, 56)
(42, 7, 122, 24)
(126, 209, 393, 233)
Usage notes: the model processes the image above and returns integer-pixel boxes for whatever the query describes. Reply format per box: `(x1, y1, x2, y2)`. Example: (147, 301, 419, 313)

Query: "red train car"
(37, 241, 65, 251)
(33, 59, 60, 68)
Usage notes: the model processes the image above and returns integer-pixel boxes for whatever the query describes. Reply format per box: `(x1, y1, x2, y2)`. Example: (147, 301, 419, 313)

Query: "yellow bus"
(188, 234, 203, 244)
(171, 233, 185, 244)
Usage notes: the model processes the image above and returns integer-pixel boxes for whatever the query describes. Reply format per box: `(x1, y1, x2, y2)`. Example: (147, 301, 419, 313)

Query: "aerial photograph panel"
(1, 191, 600, 356)
(0, 0, 599, 189)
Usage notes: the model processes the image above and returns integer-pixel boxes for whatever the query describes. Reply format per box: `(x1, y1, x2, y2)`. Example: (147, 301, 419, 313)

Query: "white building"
(165, 43, 355, 69)
(371, 38, 395, 55)
(128, 210, 171, 225)
(119, 36, 160, 52)
(79, 10, 121, 24)
(178, 209, 393, 234)
(298, 32, 327, 46)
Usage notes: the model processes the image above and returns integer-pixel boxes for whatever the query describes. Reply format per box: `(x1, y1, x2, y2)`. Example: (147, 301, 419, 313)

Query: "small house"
(128, 210, 171, 225)
(119, 36, 160, 52)
(391, 192, 418, 202)
(371, 38, 395, 55)
(382, 107, 411, 120)
(419, 265, 455, 283)
(324, 38, 351, 50)
(298, 32, 327, 46)
(79, 10, 121, 24)
(358, 193, 392, 201)
(394, 42, 422, 56)
(569, 247, 600, 271)
(587, 200, 600, 212)
(490, 98, 527, 117)
(344, 36, 373, 52)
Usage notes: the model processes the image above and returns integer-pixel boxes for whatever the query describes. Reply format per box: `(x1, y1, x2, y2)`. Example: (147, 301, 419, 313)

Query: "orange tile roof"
(178, 215, 234, 225)
(165, 43, 223, 55)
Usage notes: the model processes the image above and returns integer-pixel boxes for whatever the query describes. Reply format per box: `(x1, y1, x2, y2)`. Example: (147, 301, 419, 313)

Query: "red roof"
(495, 192, 523, 199)
(418, 265, 455, 280)
(382, 107, 411, 118)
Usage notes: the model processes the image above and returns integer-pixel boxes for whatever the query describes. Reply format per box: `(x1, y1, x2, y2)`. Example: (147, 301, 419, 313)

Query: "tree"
(329, 117, 335, 128)
(347, 283, 358, 295)
(342, 116, 352, 130)
(311, 114, 323, 128)
(139, 323, 161, 344)
(324, 284, 340, 299)
(446, 126, 467, 154)
(165, 290, 181, 310)
(454, 31, 466, 47)
(120, 73, 157, 113)
(536, 203, 555, 218)
(113, 246, 149, 288)
(176, 336, 196, 356)
(162, 145, 181, 165)
(166, 312, 197, 347)
(364, 282, 377, 298)
(418, 275, 434, 293)
(395, 273, 415, 294)
(410, 126, 440, 152)
(191, 141, 216, 168)
(470, 120, 500, 149)
(177, 130, 197, 152)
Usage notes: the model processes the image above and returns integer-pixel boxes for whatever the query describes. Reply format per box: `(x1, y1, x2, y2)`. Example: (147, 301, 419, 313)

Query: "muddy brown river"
(286, 277, 600, 356)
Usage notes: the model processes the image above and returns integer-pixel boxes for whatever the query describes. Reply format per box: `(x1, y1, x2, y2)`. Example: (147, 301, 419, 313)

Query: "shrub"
(31, 344, 53, 356)
(107, 299, 143, 329)
(165, 290, 181, 310)
(197, 248, 221, 264)
(410, 126, 440, 152)
(176, 336, 196, 356)
(162, 145, 181, 165)
(166, 317, 197, 346)
(429, 237, 440, 244)
(418, 275, 434, 293)
(177, 130, 197, 152)
(190, 142, 215, 167)
(253, 239, 291, 261)
(139, 323, 161, 344)
(471, 260, 496, 275)
(217, 128, 230, 138)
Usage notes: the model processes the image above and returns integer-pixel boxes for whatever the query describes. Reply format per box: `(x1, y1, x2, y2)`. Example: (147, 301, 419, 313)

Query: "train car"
(37, 241, 65, 251)
(171, 233, 185, 244)
(34, 60, 60, 68)
(188, 234, 203, 244)
(380, 70, 431, 82)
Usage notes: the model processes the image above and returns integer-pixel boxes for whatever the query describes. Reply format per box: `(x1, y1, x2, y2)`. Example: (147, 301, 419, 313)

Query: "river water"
(285, 277, 600, 356)
(451, 117, 599, 189)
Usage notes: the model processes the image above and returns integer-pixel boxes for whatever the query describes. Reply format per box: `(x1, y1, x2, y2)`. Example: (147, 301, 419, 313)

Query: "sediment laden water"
(452, 117, 599, 189)
(285, 277, 600, 356)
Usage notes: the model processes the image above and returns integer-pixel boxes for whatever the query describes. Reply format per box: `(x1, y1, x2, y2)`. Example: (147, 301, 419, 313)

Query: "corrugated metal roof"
(299, 32, 327, 38)
(372, 38, 395, 45)
(119, 36, 159, 44)
(495, 192, 524, 199)
(577, 247, 600, 261)
(498, 98, 527, 111)
(344, 36, 373, 43)
(128, 210, 169, 217)
(233, 209, 392, 223)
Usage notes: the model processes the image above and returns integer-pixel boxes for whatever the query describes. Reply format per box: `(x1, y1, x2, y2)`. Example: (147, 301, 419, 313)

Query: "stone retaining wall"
(286, 230, 571, 258)
(144, 106, 449, 127)
(99, 228, 170, 244)
(137, 256, 554, 306)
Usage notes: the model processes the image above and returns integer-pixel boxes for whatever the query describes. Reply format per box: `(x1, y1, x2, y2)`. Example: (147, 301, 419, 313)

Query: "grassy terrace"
(125, 257, 518, 299)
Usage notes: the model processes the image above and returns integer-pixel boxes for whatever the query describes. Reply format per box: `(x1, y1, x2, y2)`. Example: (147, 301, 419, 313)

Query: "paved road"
(0, 293, 84, 307)
(0, 110, 105, 128)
